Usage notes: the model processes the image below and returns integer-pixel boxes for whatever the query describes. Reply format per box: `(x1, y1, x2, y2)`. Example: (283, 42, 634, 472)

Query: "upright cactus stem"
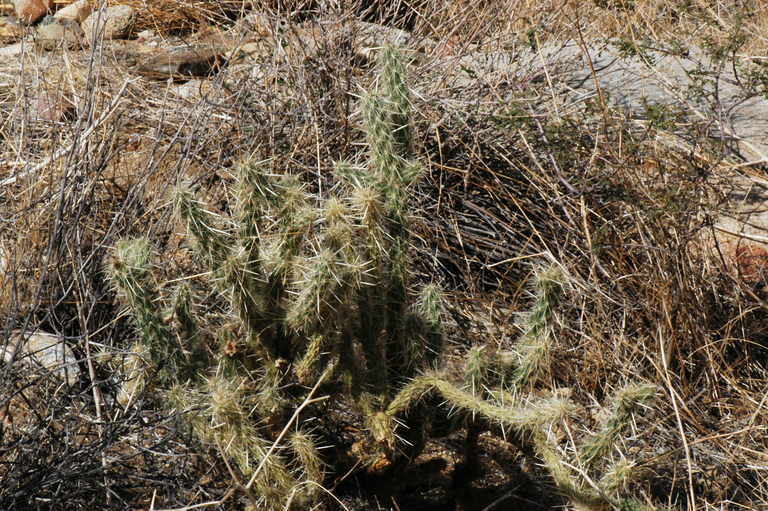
(380, 45, 413, 157)
(173, 187, 230, 268)
(107, 238, 177, 383)
(511, 264, 565, 389)
(580, 383, 657, 468)
(108, 44, 446, 505)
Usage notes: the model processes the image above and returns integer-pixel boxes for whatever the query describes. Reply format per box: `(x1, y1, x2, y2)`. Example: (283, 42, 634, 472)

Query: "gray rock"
(53, 0, 94, 23)
(35, 18, 84, 50)
(449, 41, 768, 165)
(82, 5, 136, 44)
(1, 330, 80, 385)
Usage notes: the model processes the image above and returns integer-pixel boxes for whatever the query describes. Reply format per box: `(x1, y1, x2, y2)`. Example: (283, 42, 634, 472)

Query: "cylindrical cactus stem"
(379, 45, 413, 158)
(532, 430, 603, 508)
(464, 346, 489, 396)
(172, 283, 196, 345)
(387, 373, 575, 433)
(580, 383, 656, 468)
(350, 184, 387, 257)
(108, 238, 177, 381)
(294, 334, 324, 385)
(234, 156, 272, 242)
(599, 458, 640, 496)
(416, 283, 446, 364)
(364, 91, 404, 189)
(383, 238, 411, 380)
(173, 186, 230, 268)
(222, 251, 264, 327)
(511, 264, 565, 389)
(289, 430, 324, 489)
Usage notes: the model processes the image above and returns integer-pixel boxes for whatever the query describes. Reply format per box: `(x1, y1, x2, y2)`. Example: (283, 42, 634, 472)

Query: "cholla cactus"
(386, 263, 658, 509)
(108, 45, 447, 506)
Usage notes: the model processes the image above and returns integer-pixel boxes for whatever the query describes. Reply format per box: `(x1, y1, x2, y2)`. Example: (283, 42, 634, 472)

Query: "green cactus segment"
(173, 187, 230, 268)
(599, 458, 640, 496)
(288, 430, 324, 500)
(580, 383, 657, 468)
(108, 239, 178, 383)
(511, 264, 565, 388)
(386, 373, 574, 431)
(533, 431, 604, 508)
(380, 45, 413, 158)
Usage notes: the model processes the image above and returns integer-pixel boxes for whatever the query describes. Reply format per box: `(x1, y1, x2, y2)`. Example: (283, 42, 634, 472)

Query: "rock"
(13, 0, 54, 24)
(1, 330, 80, 385)
(452, 42, 768, 164)
(0, 16, 24, 43)
(172, 79, 216, 99)
(53, 0, 94, 23)
(732, 243, 768, 287)
(0, 42, 24, 57)
(35, 18, 84, 50)
(135, 29, 158, 44)
(33, 87, 74, 121)
(82, 5, 135, 44)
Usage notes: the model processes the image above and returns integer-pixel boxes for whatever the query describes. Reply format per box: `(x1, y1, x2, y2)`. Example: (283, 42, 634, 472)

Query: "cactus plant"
(386, 263, 659, 509)
(107, 45, 447, 507)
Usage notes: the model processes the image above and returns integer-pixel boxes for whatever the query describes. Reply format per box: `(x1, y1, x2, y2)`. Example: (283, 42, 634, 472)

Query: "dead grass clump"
(404, 41, 768, 502)
(105, 0, 247, 34)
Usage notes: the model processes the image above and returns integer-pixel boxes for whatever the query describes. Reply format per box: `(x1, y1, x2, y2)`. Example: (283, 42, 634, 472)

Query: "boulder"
(35, 18, 84, 50)
(1, 330, 80, 385)
(13, 0, 54, 24)
(53, 0, 94, 23)
(82, 4, 135, 44)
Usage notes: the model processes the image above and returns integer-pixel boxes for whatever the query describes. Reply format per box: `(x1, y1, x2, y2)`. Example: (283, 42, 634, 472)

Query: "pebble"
(53, 0, 94, 24)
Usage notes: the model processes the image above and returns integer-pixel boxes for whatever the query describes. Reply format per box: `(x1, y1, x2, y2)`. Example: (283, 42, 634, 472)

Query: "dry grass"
(2, 0, 768, 509)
